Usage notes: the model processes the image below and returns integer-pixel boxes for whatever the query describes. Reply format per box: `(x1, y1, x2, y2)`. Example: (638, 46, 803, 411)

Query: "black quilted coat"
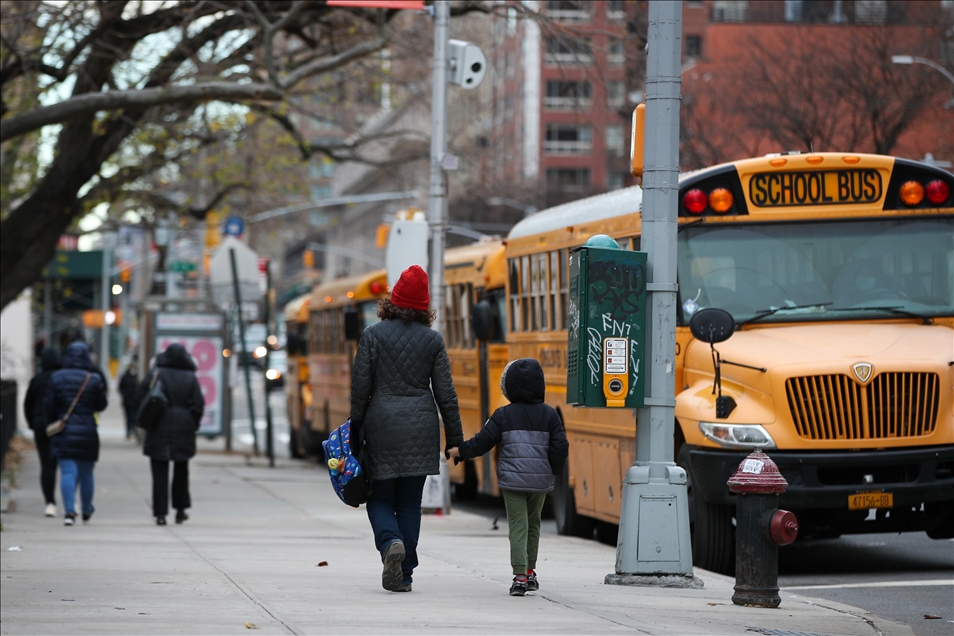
(137, 344, 205, 462)
(350, 319, 464, 480)
(45, 342, 108, 462)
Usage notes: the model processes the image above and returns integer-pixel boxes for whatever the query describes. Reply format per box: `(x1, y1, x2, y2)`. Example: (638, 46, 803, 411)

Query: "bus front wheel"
(553, 466, 595, 538)
(678, 446, 735, 575)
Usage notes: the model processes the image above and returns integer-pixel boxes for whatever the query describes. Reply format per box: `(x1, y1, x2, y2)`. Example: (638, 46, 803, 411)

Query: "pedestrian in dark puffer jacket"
(350, 264, 464, 593)
(447, 358, 569, 597)
(136, 343, 204, 526)
(44, 342, 108, 526)
(24, 347, 62, 517)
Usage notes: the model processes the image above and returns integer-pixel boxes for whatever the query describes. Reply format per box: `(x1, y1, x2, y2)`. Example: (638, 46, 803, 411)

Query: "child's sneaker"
(509, 575, 528, 596)
(526, 570, 539, 591)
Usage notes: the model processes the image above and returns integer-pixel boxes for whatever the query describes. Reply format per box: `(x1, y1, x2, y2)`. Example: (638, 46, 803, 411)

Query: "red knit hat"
(391, 265, 430, 310)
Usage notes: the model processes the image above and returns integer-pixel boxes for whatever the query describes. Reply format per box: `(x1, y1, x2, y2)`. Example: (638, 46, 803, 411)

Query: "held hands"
(446, 446, 462, 465)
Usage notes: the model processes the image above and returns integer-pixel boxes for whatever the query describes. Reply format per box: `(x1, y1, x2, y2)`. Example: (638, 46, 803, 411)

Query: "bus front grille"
(785, 373, 940, 440)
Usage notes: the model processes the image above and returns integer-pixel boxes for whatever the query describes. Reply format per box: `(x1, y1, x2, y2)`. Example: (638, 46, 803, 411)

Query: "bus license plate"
(848, 491, 893, 510)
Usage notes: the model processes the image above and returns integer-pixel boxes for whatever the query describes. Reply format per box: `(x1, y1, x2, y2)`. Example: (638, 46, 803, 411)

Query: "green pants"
(502, 489, 547, 575)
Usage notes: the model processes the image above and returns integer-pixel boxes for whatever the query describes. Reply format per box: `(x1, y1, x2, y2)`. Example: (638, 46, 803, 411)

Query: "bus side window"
(559, 248, 569, 330)
(509, 258, 521, 333)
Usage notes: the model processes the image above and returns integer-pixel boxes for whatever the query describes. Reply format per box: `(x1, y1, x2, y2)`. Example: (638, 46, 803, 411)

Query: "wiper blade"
(828, 306, 932, 325)
(739, 302, 833, 326)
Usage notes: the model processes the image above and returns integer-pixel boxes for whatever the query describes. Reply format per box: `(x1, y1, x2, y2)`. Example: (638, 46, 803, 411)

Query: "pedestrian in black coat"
(23, 347, 62, 517)
(136, 343, 204, 526)
(44, 342, 108, 525)
(118, 358, 139, 440)
(349, 265, 463, 593)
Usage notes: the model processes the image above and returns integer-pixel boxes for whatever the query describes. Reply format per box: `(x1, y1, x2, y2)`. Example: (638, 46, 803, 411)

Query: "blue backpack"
(322, 420, 372, 507)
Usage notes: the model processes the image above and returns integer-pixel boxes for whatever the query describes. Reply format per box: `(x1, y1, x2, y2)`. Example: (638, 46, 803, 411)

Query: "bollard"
(727, 450, 798, 608)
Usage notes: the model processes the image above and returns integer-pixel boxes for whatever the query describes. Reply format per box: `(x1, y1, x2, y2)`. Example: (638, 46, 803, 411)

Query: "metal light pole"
(100, 232, 115, 381)
(606, 0, 699, 588)
(428, 0, 449, 334)
(891, 55, 954, 108)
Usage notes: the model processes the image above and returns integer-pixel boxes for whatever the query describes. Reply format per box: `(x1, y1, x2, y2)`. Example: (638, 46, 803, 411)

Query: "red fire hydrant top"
(727, 450, 789, 494)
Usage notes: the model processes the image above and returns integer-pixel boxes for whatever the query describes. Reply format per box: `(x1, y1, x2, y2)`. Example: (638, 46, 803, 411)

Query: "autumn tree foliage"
(0, 1, 416, 310)
(680, 23, 954, 170)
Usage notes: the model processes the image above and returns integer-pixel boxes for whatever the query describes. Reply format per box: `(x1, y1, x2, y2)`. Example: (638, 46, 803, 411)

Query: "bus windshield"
(677, 217, 954, 325)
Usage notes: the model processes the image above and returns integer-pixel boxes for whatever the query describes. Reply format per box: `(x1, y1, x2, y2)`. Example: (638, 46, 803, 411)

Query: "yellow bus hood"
(678, 322, 954, 448)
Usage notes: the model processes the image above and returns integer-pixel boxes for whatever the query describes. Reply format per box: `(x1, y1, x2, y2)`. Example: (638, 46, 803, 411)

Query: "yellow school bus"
(442, 238, 509, 497)
(283, 293, 312, 458)
(505, 153, 953, 572)
(307, 270, 389, 444)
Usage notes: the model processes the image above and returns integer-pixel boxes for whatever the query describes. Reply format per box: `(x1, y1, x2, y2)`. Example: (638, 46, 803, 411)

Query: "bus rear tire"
(553, 466, 595, 538)
(679, 446, 735, 575)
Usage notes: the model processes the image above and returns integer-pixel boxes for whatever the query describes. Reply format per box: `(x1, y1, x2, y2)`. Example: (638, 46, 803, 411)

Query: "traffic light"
(302, 249, 315, 269)
(630, 103, 645, 180)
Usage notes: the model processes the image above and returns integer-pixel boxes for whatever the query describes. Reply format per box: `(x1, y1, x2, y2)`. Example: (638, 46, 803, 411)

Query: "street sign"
(168, 260, 197, 273)
(210, 236, 263, 304)
(223, 215, 244, 238)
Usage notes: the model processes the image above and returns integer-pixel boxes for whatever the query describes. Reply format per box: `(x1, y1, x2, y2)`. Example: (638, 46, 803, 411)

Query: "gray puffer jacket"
(458, 358, 569, 492)
(350, 318, 463, 480)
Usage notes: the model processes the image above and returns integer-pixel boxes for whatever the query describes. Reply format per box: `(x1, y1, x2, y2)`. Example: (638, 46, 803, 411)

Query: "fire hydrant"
(727, 450, 799, 608)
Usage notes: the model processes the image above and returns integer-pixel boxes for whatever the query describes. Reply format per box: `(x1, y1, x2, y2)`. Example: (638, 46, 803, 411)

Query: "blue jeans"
(59, 458, 95, 516)
(366, 476, 427, 585)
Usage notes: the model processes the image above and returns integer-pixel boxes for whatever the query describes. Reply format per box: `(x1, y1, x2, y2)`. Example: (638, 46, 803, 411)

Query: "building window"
(545, 80, 592, 110)
(546, 0, 591, 23)
(546, 168, 591, 192)
(685, 35, 702, 59)
(607, 0, 625, 20)
(607, 80, 625, 108)
(606, 125, 625, 157)
(505, 51, 515, 78)
(855, 0, 888, 24)
(544, 125, 592, 155)
(545, 37, 593, 65)
(608, 38, 624, 66)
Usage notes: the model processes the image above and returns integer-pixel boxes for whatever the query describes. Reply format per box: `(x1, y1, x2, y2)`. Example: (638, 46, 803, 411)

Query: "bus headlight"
(266, 369, 281, 381)
(699, 422, 776, 450)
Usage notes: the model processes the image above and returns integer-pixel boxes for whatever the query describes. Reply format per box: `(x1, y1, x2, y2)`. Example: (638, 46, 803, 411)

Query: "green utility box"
(567, 235, 648, 408)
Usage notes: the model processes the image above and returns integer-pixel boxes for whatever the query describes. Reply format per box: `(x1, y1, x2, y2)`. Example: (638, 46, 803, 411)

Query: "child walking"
(447, 358, 569, 596)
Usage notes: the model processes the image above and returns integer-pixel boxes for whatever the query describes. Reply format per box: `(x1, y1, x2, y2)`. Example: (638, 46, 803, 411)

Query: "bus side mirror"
(472, 300, 493, 341)
(286, 333, 300, 356)
(344, 310, 362, 341)
(689, 307, 735, 343)
(689, 308, 737, 418)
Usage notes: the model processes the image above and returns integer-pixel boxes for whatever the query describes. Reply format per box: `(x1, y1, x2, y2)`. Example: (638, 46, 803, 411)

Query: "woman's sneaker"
(44, 503, 56, 518)
(63, 513, 77, 526)
(382, 540, 405, 592)
(526, 570, 539, 592)
(509, 575, 528, 596)
(82, 507, 95, 524)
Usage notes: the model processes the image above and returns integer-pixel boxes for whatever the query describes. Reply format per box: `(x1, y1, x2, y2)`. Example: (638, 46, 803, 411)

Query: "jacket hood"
(62, 342, 93, 370)
(500, 358, 546, 404)
(40, 347, 62, 372)
(156, 343, 197, 371)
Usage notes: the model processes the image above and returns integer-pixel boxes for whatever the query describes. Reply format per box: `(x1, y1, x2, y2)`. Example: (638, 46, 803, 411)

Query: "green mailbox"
(567, 235, 648, 408)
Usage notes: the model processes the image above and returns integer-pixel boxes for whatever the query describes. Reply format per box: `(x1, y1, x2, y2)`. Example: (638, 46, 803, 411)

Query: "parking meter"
(567, 235, 648, 408)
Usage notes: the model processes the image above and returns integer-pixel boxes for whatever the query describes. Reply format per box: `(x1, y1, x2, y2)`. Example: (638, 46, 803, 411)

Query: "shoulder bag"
(46, 373, 91, 437)
(136, 369, 168, 432)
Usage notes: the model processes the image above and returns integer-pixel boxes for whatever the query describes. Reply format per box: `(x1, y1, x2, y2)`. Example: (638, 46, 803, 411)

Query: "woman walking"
(24, 347, 62, 517)
(44, 342, 107, 526)
(137, 343, 204, 526)
(350, 265, 463, 593)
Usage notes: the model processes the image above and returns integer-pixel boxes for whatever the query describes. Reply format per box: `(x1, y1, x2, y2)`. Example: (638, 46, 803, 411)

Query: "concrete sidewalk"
(1, 399, 913, 635)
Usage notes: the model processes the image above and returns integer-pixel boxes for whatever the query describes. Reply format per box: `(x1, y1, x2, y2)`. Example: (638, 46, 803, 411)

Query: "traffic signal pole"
(427, 0, 449, 334)
(606, 0, 699, 587)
